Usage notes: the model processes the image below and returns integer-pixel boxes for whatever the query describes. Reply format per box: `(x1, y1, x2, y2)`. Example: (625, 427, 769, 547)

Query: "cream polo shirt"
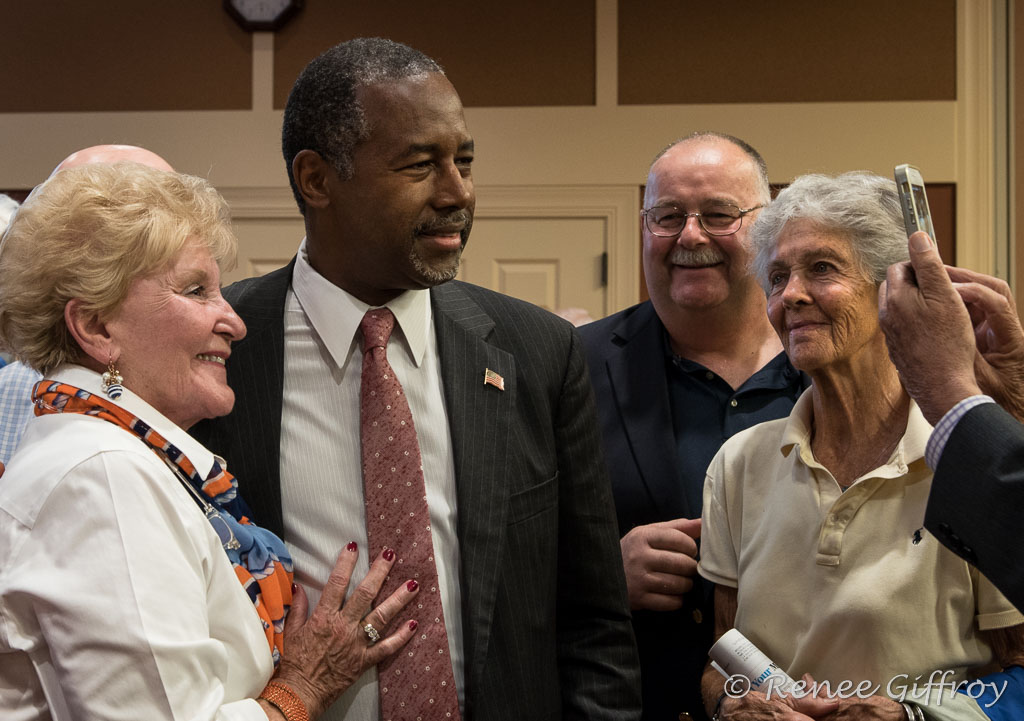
(699, 390, 1023, 690)
(0, 365, 272, 720)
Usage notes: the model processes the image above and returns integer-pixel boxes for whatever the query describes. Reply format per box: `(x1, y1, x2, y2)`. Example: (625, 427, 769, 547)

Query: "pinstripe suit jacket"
(192, 262, 641, 720)
(578, 302, 711, 721)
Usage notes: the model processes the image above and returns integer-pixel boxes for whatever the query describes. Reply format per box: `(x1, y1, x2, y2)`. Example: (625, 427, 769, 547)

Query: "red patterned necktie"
(360, 308, 461, 721)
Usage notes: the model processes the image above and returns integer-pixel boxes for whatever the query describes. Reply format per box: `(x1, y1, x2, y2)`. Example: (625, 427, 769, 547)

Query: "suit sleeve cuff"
(925, 395, 995, 470)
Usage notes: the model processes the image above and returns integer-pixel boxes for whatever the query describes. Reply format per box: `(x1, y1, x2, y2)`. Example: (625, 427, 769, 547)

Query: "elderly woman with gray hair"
(698, 172, 1024, 721)
(0, 163, 419, 720)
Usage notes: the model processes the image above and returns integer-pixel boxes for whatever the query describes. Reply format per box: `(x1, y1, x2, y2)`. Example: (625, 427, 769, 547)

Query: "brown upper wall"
(1, 1, 956, 113)
(618, 0, 956, 104)
(1, 1, 252, 112)
(272, 1, 596, 109)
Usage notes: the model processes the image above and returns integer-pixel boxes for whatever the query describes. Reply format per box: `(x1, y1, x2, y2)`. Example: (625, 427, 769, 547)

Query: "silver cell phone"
(894, 164, 937, 240)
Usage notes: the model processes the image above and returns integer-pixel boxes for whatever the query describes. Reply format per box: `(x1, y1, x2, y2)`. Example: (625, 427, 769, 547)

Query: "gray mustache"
(417, 210, 473, 235)
(668, 247, 725, 266)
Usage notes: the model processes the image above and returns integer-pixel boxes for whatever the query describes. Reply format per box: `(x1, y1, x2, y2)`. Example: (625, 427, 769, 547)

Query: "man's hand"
(619, 517, 701, 611)
(947, 265, 1024, 422)
(879, 232, 981, 424)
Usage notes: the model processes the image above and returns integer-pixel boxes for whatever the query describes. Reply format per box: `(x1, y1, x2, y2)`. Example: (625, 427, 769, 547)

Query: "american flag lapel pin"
(483, 368, 505, 391)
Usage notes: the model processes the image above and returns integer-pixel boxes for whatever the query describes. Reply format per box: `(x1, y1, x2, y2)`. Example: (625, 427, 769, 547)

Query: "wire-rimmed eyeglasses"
(641, 203, 764, 237)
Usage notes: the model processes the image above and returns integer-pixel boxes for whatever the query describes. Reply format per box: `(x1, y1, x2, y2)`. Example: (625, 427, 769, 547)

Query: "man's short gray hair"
(749, 171, 909, 292)
(649, 131, 771, 205)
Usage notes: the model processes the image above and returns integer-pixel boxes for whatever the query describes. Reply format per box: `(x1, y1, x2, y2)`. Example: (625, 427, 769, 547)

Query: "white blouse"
(0, 365, 273, 720)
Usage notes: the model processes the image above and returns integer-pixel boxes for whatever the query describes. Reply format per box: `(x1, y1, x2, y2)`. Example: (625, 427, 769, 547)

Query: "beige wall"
(1015, 0, 1024, 311)
(0, 1, 1010, 315)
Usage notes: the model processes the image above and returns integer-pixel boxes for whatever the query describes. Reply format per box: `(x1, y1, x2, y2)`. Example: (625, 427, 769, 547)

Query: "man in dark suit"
(578, 133, 806, 720)
(880, 230, 1024, 611)
(193, 38, 639, 721)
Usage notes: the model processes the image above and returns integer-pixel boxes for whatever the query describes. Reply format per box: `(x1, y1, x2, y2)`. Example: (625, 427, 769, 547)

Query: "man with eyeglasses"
(579, 132, 808, 721)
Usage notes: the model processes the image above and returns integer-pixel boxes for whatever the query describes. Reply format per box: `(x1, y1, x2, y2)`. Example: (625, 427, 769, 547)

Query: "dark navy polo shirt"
(665, 333, 808, 517)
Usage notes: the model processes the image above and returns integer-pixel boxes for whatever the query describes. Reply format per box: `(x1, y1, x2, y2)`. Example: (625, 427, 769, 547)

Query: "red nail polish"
(383, 548, 395, 561)
(407, 580, 418, 592)
(346, 541, 358, 552)
(291, 583, 298, 593)
(409, 620, 418, 632)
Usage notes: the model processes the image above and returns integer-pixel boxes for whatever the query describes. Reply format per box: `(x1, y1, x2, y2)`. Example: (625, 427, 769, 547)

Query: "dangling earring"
(101, 358, 124, 400)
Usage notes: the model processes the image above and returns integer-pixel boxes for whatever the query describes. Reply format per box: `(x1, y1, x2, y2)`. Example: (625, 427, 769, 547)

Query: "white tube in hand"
(709, 628, 797, 695)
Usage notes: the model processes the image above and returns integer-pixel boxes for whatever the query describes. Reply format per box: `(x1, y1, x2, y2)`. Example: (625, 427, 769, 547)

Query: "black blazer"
(193, 264, 641, 720)
(926, 402, 1024, 612)
(580, 301, 806, 721)
(578, 301, 712, 721)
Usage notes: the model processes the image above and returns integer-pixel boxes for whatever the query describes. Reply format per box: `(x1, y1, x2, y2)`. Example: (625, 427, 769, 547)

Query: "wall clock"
(224, 0, 303, 32)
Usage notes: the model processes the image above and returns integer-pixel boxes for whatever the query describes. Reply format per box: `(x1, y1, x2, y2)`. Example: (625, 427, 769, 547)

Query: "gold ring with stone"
(363, 623, 382, 645)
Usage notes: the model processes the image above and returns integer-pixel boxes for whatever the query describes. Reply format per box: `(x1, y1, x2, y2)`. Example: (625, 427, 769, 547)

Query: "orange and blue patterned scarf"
(33, 380, 293, 665)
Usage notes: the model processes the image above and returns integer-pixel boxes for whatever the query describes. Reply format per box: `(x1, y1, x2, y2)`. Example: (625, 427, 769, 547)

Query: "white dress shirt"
(0, 365, 273, 721)
(280, 240, 464, 721)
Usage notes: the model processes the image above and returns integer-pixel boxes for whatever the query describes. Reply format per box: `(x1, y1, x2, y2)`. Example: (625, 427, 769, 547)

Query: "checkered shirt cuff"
(925, 395, 995, 470)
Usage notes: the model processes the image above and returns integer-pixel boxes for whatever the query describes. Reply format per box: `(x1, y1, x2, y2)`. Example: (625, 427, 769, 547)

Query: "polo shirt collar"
(665, 338, 802, 393)
(779, 389, 932, 479)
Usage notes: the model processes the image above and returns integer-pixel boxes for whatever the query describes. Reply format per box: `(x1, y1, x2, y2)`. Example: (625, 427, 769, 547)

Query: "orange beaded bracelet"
(259, 681, 310, 721)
